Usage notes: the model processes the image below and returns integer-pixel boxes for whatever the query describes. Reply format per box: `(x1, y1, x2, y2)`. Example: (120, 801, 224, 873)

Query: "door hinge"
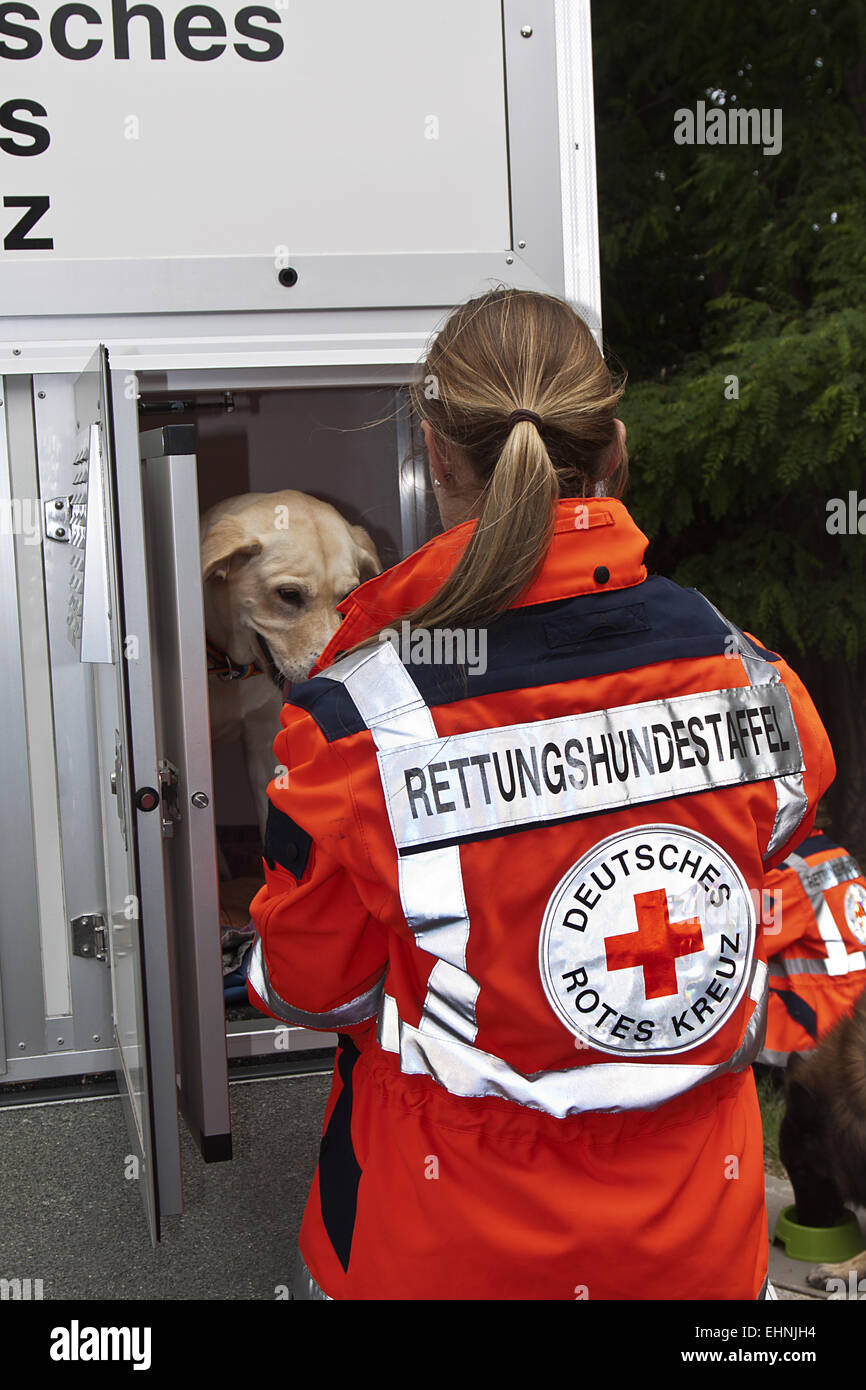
(71, 913, 108, 962)
(43, 494, 75, 542)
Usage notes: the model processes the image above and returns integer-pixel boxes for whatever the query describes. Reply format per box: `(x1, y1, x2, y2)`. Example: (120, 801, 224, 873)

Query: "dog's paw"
(806, 1254, 866, 1296)
(805, 1261, 844, 1289)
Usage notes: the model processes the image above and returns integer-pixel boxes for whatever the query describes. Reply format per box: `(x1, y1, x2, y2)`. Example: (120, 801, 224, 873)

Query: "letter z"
(4, 196, 53, 249)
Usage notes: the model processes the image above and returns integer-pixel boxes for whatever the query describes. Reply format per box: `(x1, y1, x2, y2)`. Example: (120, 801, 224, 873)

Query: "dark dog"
(778, 987, 866, 1290)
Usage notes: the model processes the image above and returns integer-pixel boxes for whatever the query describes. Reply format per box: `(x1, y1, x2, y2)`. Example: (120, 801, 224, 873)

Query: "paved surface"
(0, 1070, 332, 1300)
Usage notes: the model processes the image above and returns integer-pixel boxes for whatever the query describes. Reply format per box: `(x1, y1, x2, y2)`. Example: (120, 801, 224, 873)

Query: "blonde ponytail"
(410, 414, 559, 632)
(348, 287, 627, 647)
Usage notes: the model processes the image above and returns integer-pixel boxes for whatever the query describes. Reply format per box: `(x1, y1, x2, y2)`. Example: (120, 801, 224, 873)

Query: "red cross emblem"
(605, 889, 705, 1000)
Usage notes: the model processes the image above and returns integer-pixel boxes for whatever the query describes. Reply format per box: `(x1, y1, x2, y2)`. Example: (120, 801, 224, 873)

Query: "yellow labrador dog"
(201, 490, 380, 845)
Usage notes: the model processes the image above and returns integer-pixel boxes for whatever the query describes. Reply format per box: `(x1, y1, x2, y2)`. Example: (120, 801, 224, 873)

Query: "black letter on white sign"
(0, 100, 50, 155)
(0, 3, 43, 60)
(51, 3, 103, 59)
(4, 196, 53, 249)
(234, 6, 283, 61)
(112, 0, 166, 60)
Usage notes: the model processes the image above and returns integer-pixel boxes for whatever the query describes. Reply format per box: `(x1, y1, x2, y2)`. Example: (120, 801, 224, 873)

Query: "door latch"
(110, 729, 129, 851)
(158, 759, 181, 838)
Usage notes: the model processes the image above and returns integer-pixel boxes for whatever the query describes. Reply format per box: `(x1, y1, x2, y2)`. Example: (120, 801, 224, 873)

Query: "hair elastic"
(507, 409, 544, 432)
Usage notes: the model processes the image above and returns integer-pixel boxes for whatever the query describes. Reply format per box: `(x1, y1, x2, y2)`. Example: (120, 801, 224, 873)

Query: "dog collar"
(206, 637, 262, 681)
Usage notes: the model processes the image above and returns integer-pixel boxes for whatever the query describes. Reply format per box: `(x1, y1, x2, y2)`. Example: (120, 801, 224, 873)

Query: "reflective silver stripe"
(787, 852, 862, 898)
(418, 961, 479, 1044)
(247, 935, 384, 1028)
(723, 959, 768, 1071)
(324, 642, 479, 1044)
(787, 852, 866, 976)
(377, 991, 763, 1115)
(398, 847, 477, 1043)
(397, 846, 468, 964)
(737, 648, 808, 863)
(755, 1046, 794, 1067)
(815, 902, 865, 975)
(292, 1249, 332, 1301)
(380, 685, 803, 853)
(698, 595, 809, 863)
(764, 772, 809, 861)
(332, 643, 434, 752)
(768, 957, 831, 977)
(769, 955, 866, 978)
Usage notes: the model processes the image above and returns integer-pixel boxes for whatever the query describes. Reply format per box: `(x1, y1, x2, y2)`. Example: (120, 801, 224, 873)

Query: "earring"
(433, 479, 442, 487)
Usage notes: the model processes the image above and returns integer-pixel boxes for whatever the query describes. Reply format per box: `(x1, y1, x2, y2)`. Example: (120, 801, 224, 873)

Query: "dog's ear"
(201, 515, 263, 582)
(350, 524, 382, 583)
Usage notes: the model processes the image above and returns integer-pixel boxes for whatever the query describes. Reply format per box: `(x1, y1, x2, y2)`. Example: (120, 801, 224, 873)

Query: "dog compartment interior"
(138, 381, 435, 1029)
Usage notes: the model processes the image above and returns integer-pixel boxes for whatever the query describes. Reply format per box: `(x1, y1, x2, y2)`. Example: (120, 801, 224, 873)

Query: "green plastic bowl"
(773, 1204, 865, 1263)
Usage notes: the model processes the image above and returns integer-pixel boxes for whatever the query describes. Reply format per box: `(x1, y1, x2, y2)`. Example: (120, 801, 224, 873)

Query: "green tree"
(593, 0, 866, 859)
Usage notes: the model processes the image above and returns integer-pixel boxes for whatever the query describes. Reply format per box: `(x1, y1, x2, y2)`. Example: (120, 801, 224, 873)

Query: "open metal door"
(139, 425, 231, 1162)
(73, 348, 182, 1243)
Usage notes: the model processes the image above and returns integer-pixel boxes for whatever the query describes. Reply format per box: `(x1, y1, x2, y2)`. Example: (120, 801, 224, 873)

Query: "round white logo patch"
(539, 825, 756, 1056)
(844, 882, 866, 944)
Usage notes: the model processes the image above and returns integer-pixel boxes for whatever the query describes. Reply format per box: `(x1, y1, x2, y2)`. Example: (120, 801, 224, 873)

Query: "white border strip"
(554, 0, 603, 339)
(2, 387, 72, 1019)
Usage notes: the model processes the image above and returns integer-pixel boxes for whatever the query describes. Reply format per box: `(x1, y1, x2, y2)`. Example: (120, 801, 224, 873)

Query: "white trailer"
(0, 0, 602, 1242)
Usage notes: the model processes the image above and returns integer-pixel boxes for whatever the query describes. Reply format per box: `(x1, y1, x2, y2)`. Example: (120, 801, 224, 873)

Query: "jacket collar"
(313, 497, 648, 674)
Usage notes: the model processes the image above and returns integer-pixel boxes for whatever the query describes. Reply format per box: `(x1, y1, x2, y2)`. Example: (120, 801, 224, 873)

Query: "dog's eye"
(277, 588, 304, 607)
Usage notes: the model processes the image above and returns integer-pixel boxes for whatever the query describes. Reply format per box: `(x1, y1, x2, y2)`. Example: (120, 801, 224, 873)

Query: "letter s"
(0, 3, 42, 59)
(564, 738, 587, 791)
(234, 5, 283, 60)
(0, 99, 49, 156)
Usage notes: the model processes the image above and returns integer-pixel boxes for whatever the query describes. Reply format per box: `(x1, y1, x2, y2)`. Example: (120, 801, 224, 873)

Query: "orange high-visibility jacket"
(758, 832, 866, 1065)
(247, 497, 835, 1300)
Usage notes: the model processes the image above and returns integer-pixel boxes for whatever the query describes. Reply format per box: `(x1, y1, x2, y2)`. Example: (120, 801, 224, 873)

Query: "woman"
(247, 288, 834, 1300)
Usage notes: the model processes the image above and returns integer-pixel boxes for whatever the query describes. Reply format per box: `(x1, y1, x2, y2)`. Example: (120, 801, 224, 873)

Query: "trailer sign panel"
(0, 0, 510, 261)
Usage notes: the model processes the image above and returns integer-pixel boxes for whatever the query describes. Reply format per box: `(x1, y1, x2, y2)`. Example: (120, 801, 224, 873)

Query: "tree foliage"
(593, 0, 866, 662)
